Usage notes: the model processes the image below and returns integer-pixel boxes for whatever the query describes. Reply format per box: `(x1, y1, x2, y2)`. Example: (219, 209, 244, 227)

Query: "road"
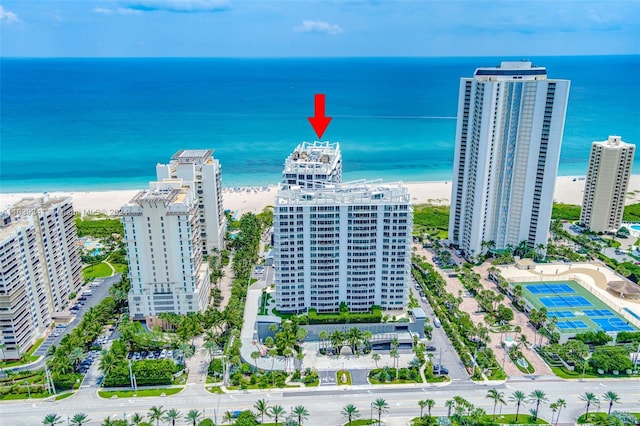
(1, 376, 639, 425)
(1, 274, 121, 376)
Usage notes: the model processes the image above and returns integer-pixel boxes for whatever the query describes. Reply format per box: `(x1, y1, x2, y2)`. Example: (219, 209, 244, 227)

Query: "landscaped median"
(411, 414, 549, 425)
(97, 386, 184, 398)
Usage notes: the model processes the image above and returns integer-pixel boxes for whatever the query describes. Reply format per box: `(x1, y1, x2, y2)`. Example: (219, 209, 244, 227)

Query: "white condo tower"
(448, 61, 570, 258)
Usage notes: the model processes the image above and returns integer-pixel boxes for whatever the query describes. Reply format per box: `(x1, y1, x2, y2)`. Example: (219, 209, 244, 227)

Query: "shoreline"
(1, 175, 640, 217)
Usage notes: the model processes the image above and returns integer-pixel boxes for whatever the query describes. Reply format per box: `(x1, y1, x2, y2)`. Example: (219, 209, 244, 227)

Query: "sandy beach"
(2, 175, 640, 217)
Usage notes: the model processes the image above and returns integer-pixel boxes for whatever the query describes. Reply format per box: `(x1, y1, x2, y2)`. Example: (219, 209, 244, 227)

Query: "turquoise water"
(1, 56, 639, 192)
(631, 225, 640, 231)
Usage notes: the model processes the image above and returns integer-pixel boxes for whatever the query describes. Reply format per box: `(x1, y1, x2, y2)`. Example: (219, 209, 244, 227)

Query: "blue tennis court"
(556, 320, 589, 330)
(540, 295, 593, 308)
(548, 311, 574, 319)
(592, 318, 635, 332)
(525, 283, 575, 295)
(583, 309, 614, 317)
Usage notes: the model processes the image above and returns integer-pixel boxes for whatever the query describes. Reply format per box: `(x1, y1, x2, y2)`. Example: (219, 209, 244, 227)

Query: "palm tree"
(202, 340, 218, 363)
(341, 404, 360, 426)
(148, 405, 166, 426)
(486, 388, 506, 420)
(528, 390, 548, 422)
(293, 405, 309, 425)
(371, 398, 389, 424)
(254, 399, 270, 424)
(418, 400, 428, 418)
(130, 413, 145, 426)
(549, 402, 559, 425)
(101, 417, 115, 426)
(222, 411, 234, 425)
(70, 413, 90, 426)
(319, 330, 329, 351)
(98, 351, 117, 376)
(509, 390, 527, 421)
(163, 409, 181, 426)
(581, 392, 599, 421)
(602, 391, 620, 415)
(389, 348, 400, 379)
(42, 413, 63, 425)
(445, 399, 455, 418)
(184, 409, 201, 426)
(425, 399, 435, 417)
(269, 405, 286, 426)
(553, 399, 566, 426)
(251, 350, 261, 366)
(372, 353, 381, 368)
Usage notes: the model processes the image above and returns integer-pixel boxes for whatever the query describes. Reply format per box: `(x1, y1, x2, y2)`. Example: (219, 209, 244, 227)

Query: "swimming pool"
(631, 225, 640, 231)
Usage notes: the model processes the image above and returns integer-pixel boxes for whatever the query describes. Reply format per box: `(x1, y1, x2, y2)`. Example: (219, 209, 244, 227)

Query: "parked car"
(425, 345, 436, 352)
(432, 364, 448, 375)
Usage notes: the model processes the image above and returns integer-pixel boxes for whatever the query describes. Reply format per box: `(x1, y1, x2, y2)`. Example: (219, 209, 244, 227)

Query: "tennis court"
(592, 317, 635, 332)
(556, 320, 589, 330)
(526, 283, 574, 295)
(540, 295, 593, 308)
(515, 280, 638, 335)
(583, 309, 614, 317)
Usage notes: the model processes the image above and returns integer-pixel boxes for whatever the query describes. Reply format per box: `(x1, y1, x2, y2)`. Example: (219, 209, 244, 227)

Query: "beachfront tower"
(448, 61, 570, 258)
(122, 180, 210, 324)
(282, 141, 342, 189)
(0, 196, 82, 360)
(580, 136, 635, 233)
(273, 180, 412, 314)
(156, 149, 226, 254)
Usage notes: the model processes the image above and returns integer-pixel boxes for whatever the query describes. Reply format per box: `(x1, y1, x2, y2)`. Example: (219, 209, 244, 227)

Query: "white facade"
(580, 136, 635, 232)
(274, 180, 412, 313)
(7, 196, 82, 311)
(122, 180, 210, 321)
(156, 149, 226, 254)
(448, 61, 570, 257)
(0, 195, 81, 360)
(283, 141, 342, 188)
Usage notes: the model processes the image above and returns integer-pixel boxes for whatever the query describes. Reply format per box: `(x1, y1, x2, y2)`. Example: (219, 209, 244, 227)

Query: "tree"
(42, 413, 63, 426)
(549, 402, 559, 426)
(341, 404, 360, 426)
(528, 389, 548, 422)
(70, 413, 91, 426)
(602, 391, 620, 415)
(509, 391, 527, 422)
(418, 400, 428, 418)
(425, 399, 435, 417)
(581, 392, 599, 421)
(372, 353, 381, 368)
(445, 400, 455, 418)
(589, 346, 632, 373)
(163, 409, 181, 426)
(293, 405, 309, 425)
(203, 340, 218, 363)
(554, 399, 566, 426)
(269, 405, 286, 426)
(254, 399, 270, 424)
(250, 351, 260, 366)
(148, 406, 166, 426)
(486, 388, 506, 420)
(130, 413, 145, 426)
(372, 398, 390, 424)
(222, 411, 234, 425)
(390, 348, 400, 379)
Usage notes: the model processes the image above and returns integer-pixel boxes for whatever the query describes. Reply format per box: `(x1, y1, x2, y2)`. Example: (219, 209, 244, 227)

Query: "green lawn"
(0, 354, 39, 368)
(82, 262, 113, 280)
(112, 263, 128, 274)
(343, 420, 377, 426)
(98, 387, 183, 398)
(577, 412, 640, 424)
(205, 386, 224, 394)
(491, 414, 549, 424)
(26, 337, 45, 356)
(55, 391, 75, 401)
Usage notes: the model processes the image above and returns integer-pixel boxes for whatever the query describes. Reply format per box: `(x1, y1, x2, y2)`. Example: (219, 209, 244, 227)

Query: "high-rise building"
(122, 180, 210, 323)
(156, 149, 226, 254)
(448, 61, 570, 257)
(273, 180, 412, 314)
(282, 141, 342, 189)
(580, 136, 635, 232)
(0, 196, 82, 360)
(7, 196, 82, 311)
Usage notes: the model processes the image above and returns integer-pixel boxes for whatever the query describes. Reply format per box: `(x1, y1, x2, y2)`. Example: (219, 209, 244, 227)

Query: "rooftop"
(474, 60, 548, 81)
(170, 149, 215, 164)
(596, 135, 635, 149)
(284, 141, 341, 171)
(276, 179, 410, 205)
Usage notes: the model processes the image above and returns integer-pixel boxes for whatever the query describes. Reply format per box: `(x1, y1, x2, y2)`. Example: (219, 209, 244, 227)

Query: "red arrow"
(307, 93, 332, 139)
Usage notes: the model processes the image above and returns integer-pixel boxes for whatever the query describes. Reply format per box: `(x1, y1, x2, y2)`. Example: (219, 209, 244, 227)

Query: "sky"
(0, 0, 639, 57)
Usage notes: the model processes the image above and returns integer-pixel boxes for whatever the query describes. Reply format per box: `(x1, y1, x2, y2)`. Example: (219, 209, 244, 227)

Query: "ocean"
(1, 56, 639, 192)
